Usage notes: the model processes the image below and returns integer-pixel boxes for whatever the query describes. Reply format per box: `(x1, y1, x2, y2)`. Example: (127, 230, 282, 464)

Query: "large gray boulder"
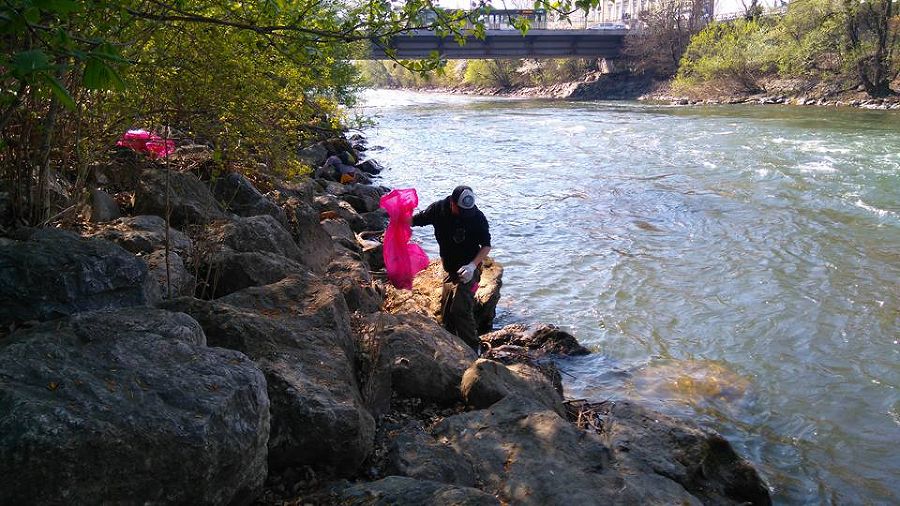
(212, 172, 288, 227)
(364, 312, 476, 405)
(460, 359, 565, 417)
(0, 308, 270, 505)
(435, 395, 771, 505)
(473, 257, 503, 333)
(87, 215, 193, 256)
(321, 137, 354, 156)
(356, 159, 383, 175)
(433, 396, 700, 505)
(204, 214, 301, 261)
(133, 168, 225, 227)
(83, 188, 121, 223)
(313, 194, 369, 233)
(335, 477, 499, 506)
(386, 423, 477, 487)
(163, 274, 375, 474)
(327, 244, 382, 313)
(360, 208, 389, 232)
(278, 194, 335, 272)
(480, 323, 590, 356)
(199, 249, 306, 299)
(597, 400, 772, 505)
(195, 215, 306, 298)
(0, 229, 148, 327)
(143, 249, 195, 302)
(323, 182, 386, 214)
(321, 217, 358, 251)
(298, 142, 329, 167)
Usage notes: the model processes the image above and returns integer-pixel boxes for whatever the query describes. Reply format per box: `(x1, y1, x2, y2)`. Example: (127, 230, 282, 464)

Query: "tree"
(623, 0, 714, 77)
(842, 0, 898, 97)
(0, 0, 608, 226)
(675, 19, 775, 93)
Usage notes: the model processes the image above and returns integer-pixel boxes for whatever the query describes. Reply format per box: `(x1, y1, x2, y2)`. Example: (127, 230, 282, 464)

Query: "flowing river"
(357, 89, 899, 504)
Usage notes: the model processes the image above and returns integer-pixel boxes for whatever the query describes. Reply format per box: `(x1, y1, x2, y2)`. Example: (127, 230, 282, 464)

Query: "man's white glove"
(457, 262, 476, 284)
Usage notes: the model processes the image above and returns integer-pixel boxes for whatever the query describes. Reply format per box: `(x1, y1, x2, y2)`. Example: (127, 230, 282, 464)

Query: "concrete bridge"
(367, 29, 626, 60)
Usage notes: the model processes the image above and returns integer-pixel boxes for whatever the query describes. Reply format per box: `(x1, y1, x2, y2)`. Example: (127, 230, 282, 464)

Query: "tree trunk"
(844, 0, 897, 97)
(33, 97, 60, 225)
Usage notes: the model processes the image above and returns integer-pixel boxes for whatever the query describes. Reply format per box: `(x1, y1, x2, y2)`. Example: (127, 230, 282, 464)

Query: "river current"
(358, 89, 899, 504)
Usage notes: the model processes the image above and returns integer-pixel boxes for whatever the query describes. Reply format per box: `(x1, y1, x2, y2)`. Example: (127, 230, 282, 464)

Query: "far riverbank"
(372, 72, 900, 110)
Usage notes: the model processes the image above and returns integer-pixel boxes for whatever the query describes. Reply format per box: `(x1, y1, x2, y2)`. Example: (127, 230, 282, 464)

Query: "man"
(412, 185, 491, 349)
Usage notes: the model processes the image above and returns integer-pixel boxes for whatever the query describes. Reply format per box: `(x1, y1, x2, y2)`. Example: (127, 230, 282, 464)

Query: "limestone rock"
(321, 218, 358, 250)
(199, 249, 306, 299)
(362, 240, 385, 272)
(204, 214, 301, 261)
(163, 275, 374, 474)
(143, 249, 195, 302)
(335, 476, 499, 506)
(133, 168, 225, 227)
(212, 172, 288, 227)
(365, 312, 476, 404)
(600, 400, 772, 505)
(193, 214, 308, 298)
(313, 194, 368, 233)
(474, 257, 503, 333)
(321, 137, 354, 156)
(360, 209, 389, 232)
(480, 323, 589, 356)
(84, 188, 121, 223)
(323, 182, 386, 214)
(353, 170, 374, 186)
(327, 244, 382, 313)
(386, 423, 477, 486)
(0, 308, 270, 505)
(279, 195, 335, 272)
(356, 159, 383, 175)
(460, 359, 565, 417)
(433, 395, 703, 505)
(87, 215, 193, 256)
(298, 142, 329, 167)
(0, 229, 148, 327)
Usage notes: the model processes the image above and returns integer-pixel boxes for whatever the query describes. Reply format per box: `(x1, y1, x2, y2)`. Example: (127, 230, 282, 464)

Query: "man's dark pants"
(440, 268, 481, 350)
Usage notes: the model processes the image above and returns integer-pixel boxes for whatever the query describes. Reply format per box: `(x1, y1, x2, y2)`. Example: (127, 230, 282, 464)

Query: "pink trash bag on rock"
(381, 188, 429, 290)
(116, 129, 176, 159)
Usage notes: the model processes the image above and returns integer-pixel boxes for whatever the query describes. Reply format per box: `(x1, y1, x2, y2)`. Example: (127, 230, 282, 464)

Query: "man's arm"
(411, 202, 436, 227)
(475, 213, 491, 265)
(472, 246, 491, 267)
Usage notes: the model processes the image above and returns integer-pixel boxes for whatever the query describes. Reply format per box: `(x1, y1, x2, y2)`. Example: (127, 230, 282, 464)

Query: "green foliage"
(675, 0, 898, 96)
(676, 20, 776, 92)
(773, 0, 846, 75)
(0, 0, 611, 225)
(359, 58, 597, 89)
(462, 60, 515, 87)
(356, 60, 460, 88)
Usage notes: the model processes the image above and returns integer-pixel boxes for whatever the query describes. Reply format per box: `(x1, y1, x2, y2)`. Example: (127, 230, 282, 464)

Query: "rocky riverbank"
(386, 72, 900, 110)
(0, 131, 772, 505)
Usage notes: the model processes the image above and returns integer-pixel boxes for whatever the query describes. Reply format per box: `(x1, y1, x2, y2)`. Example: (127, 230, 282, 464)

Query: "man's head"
(450, 185, 476, 216)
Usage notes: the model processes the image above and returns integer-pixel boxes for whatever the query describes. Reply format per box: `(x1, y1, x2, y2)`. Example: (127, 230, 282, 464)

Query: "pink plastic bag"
(381, 188, 429, 290)
(116, 129, 176, 159)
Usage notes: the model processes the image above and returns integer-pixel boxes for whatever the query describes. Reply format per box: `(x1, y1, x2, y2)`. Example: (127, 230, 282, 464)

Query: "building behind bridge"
(431, 0, 789, 30)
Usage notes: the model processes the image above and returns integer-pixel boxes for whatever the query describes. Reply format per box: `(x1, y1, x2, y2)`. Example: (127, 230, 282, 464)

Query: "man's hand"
(457, 262, 476, 284)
